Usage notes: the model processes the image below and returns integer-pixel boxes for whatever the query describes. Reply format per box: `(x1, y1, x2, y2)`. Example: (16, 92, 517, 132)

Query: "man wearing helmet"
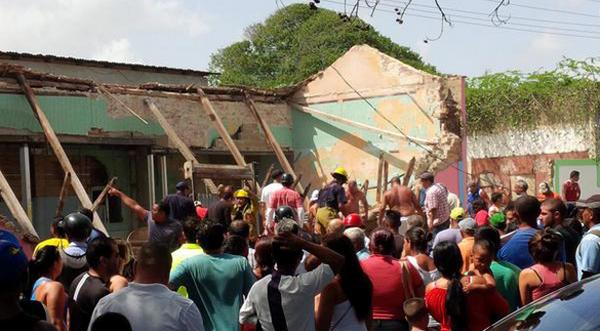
(267, 173, 304, 232)
(232, 189, 259, 241)
(57, 212, 93, 289)
(315, 167, 348, 235)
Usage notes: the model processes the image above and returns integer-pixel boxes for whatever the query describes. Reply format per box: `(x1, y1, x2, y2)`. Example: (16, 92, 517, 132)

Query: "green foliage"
(209, 4, 436, 88)
(467, 58, 600, 134)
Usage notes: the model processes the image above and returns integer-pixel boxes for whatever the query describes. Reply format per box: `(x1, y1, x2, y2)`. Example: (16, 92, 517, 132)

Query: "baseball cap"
(450, 207, 466, 221)
(489, 212, 506, 229)
(0, 229, 20, 247)
(0, 239, 27, 286)
(458, 218, 477, 233)
(419, 172, 435, 181)
(310, 189, 320, 202)
(175, 181, 189, 191)
(576, 195, 600, 209)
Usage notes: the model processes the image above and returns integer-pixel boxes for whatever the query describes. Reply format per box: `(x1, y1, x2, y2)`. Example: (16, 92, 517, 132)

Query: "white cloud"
(92, 38, 140, 63)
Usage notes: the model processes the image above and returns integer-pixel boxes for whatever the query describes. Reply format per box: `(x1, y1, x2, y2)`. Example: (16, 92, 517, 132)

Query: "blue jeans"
(372, 319, 409, 331)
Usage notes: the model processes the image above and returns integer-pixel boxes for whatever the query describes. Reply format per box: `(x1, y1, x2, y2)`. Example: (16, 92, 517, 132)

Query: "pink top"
(530, 263, 567, 301)
(475, 210, 490, 227)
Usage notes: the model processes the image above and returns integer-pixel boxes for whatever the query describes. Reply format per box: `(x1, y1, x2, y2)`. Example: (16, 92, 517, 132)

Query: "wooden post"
(144, 99, 217, 194)
(301, 183, 312, 199)
(402, 157, 416, 186)
(55, 172, 71, 217)
(376, 154, 384, 203)
(362, 179, 369, 195)
(383, 161, 389, 192)
(292, 173, 303, 190)
(91, 177, 117, 212)
(261, 164, 275, 188)
(16, 73, 107, 235)
(97, 85, 149, 124)
(245, 93, 304, 192)
(0, 169, 37, 237)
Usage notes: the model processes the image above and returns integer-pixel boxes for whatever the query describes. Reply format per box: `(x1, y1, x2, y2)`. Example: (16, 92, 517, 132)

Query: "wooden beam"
(143, 99, 218, 194)
(376, 154, 384, 203)
(245, 93, 304, 192)
(291, 103, 434, 146)
(0, 169, 37, 237)
(192, 163, 255, 180)
(292, 173, 303, 190)
(261, 164, 275, 188)
(91, 177, 117, 212)
(97, 85, 149, 125)
(361, 179, 369, 195)
(16, 73, 108, 235)
(301, 183, 312, 199)
(55, 172, 71, 217)
(402, 157, 416, 186)
(383, 161, 389, 192)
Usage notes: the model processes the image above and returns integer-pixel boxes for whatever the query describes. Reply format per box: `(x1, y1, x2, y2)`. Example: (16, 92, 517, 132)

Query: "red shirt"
(360, 254, 424, 320)
(475, 210, 490, 227)
(268, 187, 303, 209)
(562, 180, 581, 202)
(425, 286, 509, 331)
(196, 206, 208, 219)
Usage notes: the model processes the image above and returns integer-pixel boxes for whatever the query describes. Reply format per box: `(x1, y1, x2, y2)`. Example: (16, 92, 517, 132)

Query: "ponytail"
(446, 273, 467, 331)
(26, 246, 60, 298)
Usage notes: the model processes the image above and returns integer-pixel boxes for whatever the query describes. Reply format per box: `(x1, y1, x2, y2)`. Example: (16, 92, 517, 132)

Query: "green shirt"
(169, 253, 255, 331)
(491, 260, 521, 312)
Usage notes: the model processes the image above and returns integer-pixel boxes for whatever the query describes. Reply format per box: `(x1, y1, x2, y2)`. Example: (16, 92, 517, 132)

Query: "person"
(57, 212, 92, 289)
(431, 207, 464, 249)
(33, 217, 68, 257)
(194, 201, 208, 220)
(540, 198, 581, 265)
(513, 180, 529, 199)
(163, 181, 196, 223)
(229, 220, 255, 267)
(562, 170, 581, 203)
(343, 213, 363, 229)
(108, 187, 182, 252)
(383, 210, 404, 258)
(326, 218, 345, 237)
(489, 212, 507, 236)
(519, 230, 576, 305)
(361, 228, 424, 331)
(488, 192, 504, 215)
(224, 235, 249, 257)
(239, 220, 345, 331)
(503, 202, 519, 234)
(252, 237, 274, 280)
(403, 298, 431, 331)
(344, 227, 369, 261)
(575, 194, 600, 279)
(108, 240, 129, 293)
(28, 246, 67, 331)
(89, 312, 132, 331)
(457, 218, 476, 273)
(261, 169, 284, 224)
(473, 199, 489, 227)
(207, 185, 234, 227)
(308, 190, 320, 232)
(267, 173, 304, 228)
(316, 167, 348, 235)
(404, 227, 439, 284)
(232, 189, 259, 240)
(426, 242, 508, 331)
(475, 226, 521, 312)
(0, 238, 57, 331)
(343, 180, 369, 221)
(90, 243, 205, 331)
(68, 237, 120, 331)
(171, 218, 203, 271)
(537, 182, 560, 203)
(316, 236, 372, 331)
(78, 208, 106, 244)
(466, 181, 482, 216)
(464, 240, 497, 292)
(170, 219, 255, 331)
(378, 177, 422, 225)
(420, 172, 450, 237)
(498, 196, 541, 269)
(447, 192, 461, 212)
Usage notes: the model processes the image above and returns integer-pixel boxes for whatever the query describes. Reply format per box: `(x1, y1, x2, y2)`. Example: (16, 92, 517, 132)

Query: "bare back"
(385, 186, 419, 216)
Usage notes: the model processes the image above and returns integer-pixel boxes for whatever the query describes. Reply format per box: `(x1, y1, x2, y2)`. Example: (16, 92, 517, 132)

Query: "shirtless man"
(342, 180, 369, 221)
(378, 177, 423, 225)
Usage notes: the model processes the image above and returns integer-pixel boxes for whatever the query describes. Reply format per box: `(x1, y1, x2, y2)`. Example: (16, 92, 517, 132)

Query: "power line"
(478, 0, 600, 18)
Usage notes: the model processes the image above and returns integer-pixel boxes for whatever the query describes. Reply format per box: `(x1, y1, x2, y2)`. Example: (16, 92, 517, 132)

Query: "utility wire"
(478, 0, 600, 18)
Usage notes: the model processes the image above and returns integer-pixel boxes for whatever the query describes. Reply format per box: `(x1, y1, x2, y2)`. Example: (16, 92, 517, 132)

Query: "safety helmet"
(63, 212, 92, 241)
(281, 173, 294, 186)
(331, 167, 348, 180)
(234, 189, 250, 199)
(274, 205, 295, 221)
(343, 213, 362, 228)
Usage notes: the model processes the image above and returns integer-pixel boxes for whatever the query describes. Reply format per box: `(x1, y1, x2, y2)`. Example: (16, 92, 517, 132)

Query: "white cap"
(310, 189, 320, 202)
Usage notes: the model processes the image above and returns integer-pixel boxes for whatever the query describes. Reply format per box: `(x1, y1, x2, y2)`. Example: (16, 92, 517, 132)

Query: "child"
(404, 298, 433, 331)
(464, 239, 496, 293)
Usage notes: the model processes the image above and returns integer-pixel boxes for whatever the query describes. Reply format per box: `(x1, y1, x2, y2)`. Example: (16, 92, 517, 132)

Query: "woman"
(252, 237, 274, 280)
(316, 236, 372, 331)
(519, 230, 576, 305)
(403, 226, 439, 285)
(28, 246, 67, 331)
(426, 241, 508, 331)
(361, 228, 424, 331)
(108, 239, 130, 293)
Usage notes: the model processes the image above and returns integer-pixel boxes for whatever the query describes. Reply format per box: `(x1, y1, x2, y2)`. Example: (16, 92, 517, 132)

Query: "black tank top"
(0, 311, 40, 331)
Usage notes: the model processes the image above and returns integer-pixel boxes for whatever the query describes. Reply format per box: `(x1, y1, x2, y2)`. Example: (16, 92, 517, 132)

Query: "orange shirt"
(537, 192, 561, 202)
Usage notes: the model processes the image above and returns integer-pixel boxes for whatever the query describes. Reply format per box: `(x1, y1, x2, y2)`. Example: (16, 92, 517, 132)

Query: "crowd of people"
(2, 166, 600, 331)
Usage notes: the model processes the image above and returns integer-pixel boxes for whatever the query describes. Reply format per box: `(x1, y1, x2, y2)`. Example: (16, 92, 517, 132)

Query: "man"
(163, 181, 196, 223)
(344, 227, 369, 260)
(267, 174, 304, 229)
(170, 219, 255, 331)
(343, 180, 369, 220)
(403, 298, 430, 331)
(108, 187, 182, 252)
(457, 218, 476, 273)
(326, 218, 344, 236)
(378, 176, 422, 225)
(432, 207, 465, 249)
(239, 220, 345, 331)
(33, 217, 68, 256)
(562, 170, 581, 203)
(315, 167, 348, 235)
(498, 196, 540, 269)
(207, 185, 234, 227)
(383, 210, 404, 258)
(420, 172, 450, 237)
(513, 180, 529, 199)
(171, 218, 203, 271)
(90, 243, 204, 331)
(576, 195, 600, 280)
(467, 181, 482, 216)
(232, 189, 259, 240)
(229, 220, 255, 268)
(261, 169, 284, 224)
(69, 237, 120, 331)
(58, 212, 93, 289)
(540, 198, 581, 265)
(537, 182, 561, 203)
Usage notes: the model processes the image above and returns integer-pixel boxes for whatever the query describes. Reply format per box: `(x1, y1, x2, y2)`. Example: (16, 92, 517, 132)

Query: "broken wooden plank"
(402, 157, 417, 186)
(301, 183, 312, 199)
(246, 93, 304, 192)
(191, 163, 255, 180)
(97, 85, 149, 125)
(16, 72, 108, 235)
(0, 169, 37, 237)
(144, 99, 218, 194)
(376, 154, 384, 203)
(383, 161, 389, 192)
(362, 179, 369, 195)
(91, 177, 117, 212)
(261, 164, 275, 188)
(55, 172, 71, 217)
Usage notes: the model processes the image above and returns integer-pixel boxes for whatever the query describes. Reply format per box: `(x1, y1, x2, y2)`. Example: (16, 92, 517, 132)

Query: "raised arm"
(108, 187, 148, 221)
(276, 232, 345, 274)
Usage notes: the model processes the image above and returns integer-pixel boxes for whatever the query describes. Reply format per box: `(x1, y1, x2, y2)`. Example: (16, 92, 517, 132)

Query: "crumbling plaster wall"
(290, 45, 462, 201)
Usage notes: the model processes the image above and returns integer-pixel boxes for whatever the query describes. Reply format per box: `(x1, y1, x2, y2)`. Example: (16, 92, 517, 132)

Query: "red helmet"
(343, 213, 362, 228)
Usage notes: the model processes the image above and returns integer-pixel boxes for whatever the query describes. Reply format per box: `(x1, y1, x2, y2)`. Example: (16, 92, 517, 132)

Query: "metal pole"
(147, 153, 156, 207)
(19, 143, 32, 220)
(159, 155, 168, 199)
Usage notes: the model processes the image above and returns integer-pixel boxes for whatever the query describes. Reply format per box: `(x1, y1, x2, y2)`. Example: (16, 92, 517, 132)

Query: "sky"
(0, 0, 599, 77)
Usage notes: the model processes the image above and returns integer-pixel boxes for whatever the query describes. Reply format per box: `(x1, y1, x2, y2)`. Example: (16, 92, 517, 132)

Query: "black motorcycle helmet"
(63, 212, 92, 242)
(281, 173, 294, 187)
(274, 205, 295, 222)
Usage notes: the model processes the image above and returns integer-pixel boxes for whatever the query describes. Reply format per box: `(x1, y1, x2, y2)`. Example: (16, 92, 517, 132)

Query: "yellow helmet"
(332, 167, 348, 179)
(234, 189, 250, 199)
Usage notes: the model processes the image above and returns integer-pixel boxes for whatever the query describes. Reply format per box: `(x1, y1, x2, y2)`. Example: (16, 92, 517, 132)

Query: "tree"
(209, 4, 436, 88)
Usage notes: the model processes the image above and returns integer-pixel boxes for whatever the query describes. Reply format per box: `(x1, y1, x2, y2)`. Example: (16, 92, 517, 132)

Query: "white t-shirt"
(262, 182, 284, 226)
(239, 264, 335, 331)
(89, 282, 204, 331)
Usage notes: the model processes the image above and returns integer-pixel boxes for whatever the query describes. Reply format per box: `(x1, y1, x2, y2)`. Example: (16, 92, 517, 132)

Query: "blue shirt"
(357, 248, 370, 261)
(498, 227, 538, 269)
(576, 224, 600, 280)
